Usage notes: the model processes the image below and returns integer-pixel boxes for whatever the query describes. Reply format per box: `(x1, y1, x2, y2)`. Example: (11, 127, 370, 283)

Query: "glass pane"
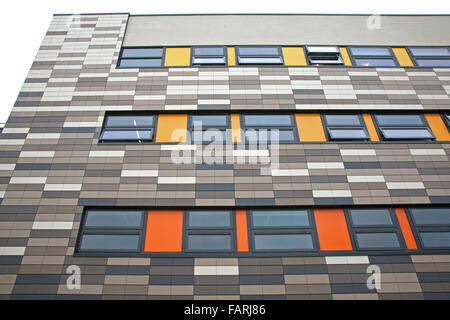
(328, 128, 368, 140)
(415, 59, 450, 67)
(252, 210, 310, 227)
(306, 46, 340, 54)
(410, 47, 450, 57)
(100, 130, 153, 141)
(188, 211, 231, 227)
(188, 235, 232, 250)
(356, 233, 400, 249)
(375, 115, 424, 126)
(106, 116, 153, 127)
(381, 128, 433, 139)
(410, 208, 450, 226)
(254, 234, 314, 250)
(243, 115, 292, 126)
(192, 129, 227, 144)
(354, 58, 397, 67)
(80, 234, 140, 251)
(85, 210, 143, 227)
(420, 232, 450, 248)
(238, 47, 280, 56)
(194, 47, 225, 56)
(350, 209, 393, 226)
(191, 115, 228, 126)
(325, 114, 362, 126)
(192, 57, 226, 65)
(244, 129, 295, 143)
(122, 48, 163, 58)
(119, 58, 162, 68)
(349, 47, 392, 56)
(238, 57, 283, 65)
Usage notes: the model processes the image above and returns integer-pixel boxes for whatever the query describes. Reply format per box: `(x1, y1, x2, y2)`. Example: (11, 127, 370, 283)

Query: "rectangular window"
(346, 208, 405, 251)
(241, 114, 297, 143)
(119, 47, 164, 68)
(100, 114, 155, 143)
(189, 114, 230, 144)
(409, 207, 450, 249)
(348, 47, 398, 67)
(191, 46, 227, 66)
(77, 209, 146, 253)
(443, 113, 450, 131)
(249, 209, 317, 252)
(305, 46, 344, 65)
(236, 46, 284, 65)
(373, 114, 435, 141)
(322, 114, 370, 141)
(184, 210, 235, 252)
(408, 47, 450, 67)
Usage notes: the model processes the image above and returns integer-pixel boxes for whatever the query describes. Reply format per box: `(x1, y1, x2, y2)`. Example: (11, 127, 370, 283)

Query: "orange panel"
(425, 113, 450, 141)
(236, 210, 249, 252)
(295, 114, 326, 142)
(339, 47, 353, 66)
(144, 210, 183, 252)
(155, 114, 188, 143)
(395, 208, 418, 250)
(314, 209, 353, 251)
(362, 113, 380, 142)
(230, 113, 242, 142)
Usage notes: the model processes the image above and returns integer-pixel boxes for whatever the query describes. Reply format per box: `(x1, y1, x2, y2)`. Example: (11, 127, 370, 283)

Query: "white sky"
(1, 0, 450, 124)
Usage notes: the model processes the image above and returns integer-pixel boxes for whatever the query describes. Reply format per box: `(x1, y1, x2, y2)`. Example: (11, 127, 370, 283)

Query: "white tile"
(0, 247, 26, 255)
(0, 140, 25, 145)
(270, 169, 309, 176)
(20, 151, 55, 158)
(32, 222, 73, 230)
(157, 177, 196, 184)
(1, 128, 29, 134)
(340, 149, 376, 156)
(160, 145, 197, 151)
(347, 176, 385, 183)
(121, 170, 158, 177)
(307, 162, 344, 169)
(44, 184, 82, 191)
(27, 133, 61, 140)
(10, 177, 47, 184)
(0, 164, 15, 171)
(326, 256, 369, 264)
(313, 190, 352, 197)
(233, 150, 269, 157)
(89, 151, 125, 157)
(63, 121, 97, 127)
(386, 182, 425, 189)
(194, 266, 239, 276)
(410, 149, 446, 156)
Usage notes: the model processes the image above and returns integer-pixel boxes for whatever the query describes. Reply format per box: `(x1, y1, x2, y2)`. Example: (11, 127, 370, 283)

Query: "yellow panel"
(227, 47, 236, 66)
(362, 113, 380, 142)
(295, 114, 326, 142)
(392, 47, 414, 67)
(425, 113, 450, 141)
(281, 47, 307, 66)
(230, 114, 241, 142)
(155, 114, 188, 142)
(339, 47, 353, 66)
(164, 47, 191, 67)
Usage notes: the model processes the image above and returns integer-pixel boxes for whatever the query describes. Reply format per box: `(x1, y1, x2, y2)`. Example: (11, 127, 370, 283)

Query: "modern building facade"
(0, 13, 450, 300)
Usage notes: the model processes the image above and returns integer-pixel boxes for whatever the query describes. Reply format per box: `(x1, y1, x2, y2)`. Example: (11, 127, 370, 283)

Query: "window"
(77, 209, 146, 253)
(100, 114, 155, 143)
(236, 46, 284, 65)
(408, 47, 450, 67)
(346, 209, 404, 250)
(241, 114, 298, 143)
(189, 114, 230, 144)
(191, 46, 227, 66)
(322, 114, 370, 141)
(249, 210, 317, 252)
(118, 47, 164, 68)
(184, 210, 235, 252)
(305, 46, 344, 65)
(372, 114, 435, 141)
(409, 208, 450, 249)
(442, 113, 450, 131)
(348, 47, 398, 67)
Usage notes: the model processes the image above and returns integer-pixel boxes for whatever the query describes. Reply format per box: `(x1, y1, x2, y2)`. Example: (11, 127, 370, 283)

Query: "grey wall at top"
(123, 14, 450, 47)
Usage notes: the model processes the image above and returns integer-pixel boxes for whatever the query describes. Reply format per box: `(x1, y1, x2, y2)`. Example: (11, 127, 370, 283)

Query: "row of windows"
(118, 46, 450, 68)
(99, 112, 448, 144)
(76, 207, 450, 255)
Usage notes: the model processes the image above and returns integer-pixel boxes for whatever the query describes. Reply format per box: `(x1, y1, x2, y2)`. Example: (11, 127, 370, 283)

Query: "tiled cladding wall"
(0, 13, 449, 300)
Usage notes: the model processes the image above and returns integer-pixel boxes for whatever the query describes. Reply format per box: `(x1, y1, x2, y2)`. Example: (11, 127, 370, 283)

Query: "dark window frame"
(183, 210, 236, 253)
(407, 207, 450, 250)
(321, 113, 370, 141)
(188, 114, 232, 144)
(442, 113, 450, 132)
(347, 46, 400, 67)
(99, 112, 157, 144)
(372, 113, 436, 141)
(248, 209, 319, 253)
(345, 208, 407, 251)
(235, 46, 284, 66)
(118, 47, 165, 69)
(240, 113, 299, 144)
(76, 209, 147, 254)
(305, 46, 344, 66)
(407, 46, 450, 67)
(190, 46, 228, 66)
